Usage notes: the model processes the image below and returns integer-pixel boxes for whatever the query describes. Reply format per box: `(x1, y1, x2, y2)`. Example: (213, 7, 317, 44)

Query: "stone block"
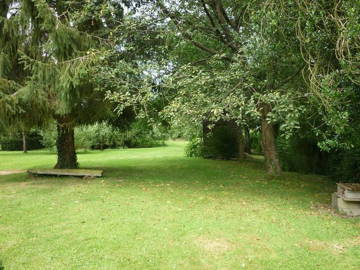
(332, 194, 360, 216)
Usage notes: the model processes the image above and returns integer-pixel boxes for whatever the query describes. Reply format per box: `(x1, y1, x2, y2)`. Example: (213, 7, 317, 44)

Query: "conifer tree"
(0, 0, 141, 168)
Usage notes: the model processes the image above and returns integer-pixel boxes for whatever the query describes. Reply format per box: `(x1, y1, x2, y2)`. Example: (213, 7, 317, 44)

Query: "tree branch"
(216, 0, 238, 31)
(211, 0, 238, 52)
(157, 2, 233, 62)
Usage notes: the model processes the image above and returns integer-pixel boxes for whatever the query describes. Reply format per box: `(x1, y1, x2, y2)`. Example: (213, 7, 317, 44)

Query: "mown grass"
(0, 141, 359, 270)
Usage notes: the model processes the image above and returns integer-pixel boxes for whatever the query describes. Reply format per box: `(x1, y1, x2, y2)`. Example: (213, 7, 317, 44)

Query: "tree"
(155, 0, 306, 174)
(0, 0, 146, 168)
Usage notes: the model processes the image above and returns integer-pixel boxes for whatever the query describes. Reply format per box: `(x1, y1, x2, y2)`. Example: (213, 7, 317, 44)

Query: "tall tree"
(0, 0, 146, 168)
(155, 0, 305, 174)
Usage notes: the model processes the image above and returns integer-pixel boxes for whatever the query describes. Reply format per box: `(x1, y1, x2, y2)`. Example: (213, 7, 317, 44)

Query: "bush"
(277, 135, 329, 175)
(41, 122, 119, 151)
(277, 135, 360, 182)
(0, 131, 43, 151)
(0, 138, 23, 151)
(121, 120, 167, 148)
(202, 122, 239, 159)
(40, 120, 168, 152)
(40, 126, 57, 151)
(185, 138, 203, 157)
(327, 149, 360, 183)
(75, 126, 96, 151)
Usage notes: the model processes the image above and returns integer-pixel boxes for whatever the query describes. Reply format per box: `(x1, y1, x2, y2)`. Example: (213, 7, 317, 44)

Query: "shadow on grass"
(0, 156, 336, 211)
(0, 151, 56, 157)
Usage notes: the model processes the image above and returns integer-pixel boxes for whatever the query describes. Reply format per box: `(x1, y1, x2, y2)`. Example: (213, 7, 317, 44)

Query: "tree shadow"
(0, 156, 336, 211)
(0, 150, 56, 157)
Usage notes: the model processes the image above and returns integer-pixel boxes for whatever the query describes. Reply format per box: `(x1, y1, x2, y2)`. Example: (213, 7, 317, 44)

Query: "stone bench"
(332, 183, 360, 216)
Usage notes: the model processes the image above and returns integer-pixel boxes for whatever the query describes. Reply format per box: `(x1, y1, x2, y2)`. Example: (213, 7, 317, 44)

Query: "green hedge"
(185, 138, 203, 157)
(0, 132, 44, 151)
(202, 124, 239, 159)
(277, 135, 360, 183)
(327, 149, 360, 183)
(186, 121, 240, 159)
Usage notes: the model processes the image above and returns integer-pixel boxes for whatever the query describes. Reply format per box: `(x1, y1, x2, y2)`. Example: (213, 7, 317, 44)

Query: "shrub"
(40, 120, 168, 152)
(40, 126, 57, 151)
(277, 135, 329, 174)
(327, 149, 360, 183)
(75, 126, 95, 151)
(277, 135, 360, 182)
(0, 138, 23, 151)
(202, 122, 239, 159)
(0, 131, 43, 151)
(121, 120, 167, 148)
(185, 138, 203, 157)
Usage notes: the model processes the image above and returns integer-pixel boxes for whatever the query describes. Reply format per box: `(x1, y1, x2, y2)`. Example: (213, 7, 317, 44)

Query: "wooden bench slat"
(28, 169, 103, 177)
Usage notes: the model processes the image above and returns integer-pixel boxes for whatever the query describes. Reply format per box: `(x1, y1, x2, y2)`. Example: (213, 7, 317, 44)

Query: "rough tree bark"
(22, 131, 27, 153)
(236, 125, 246, 159)
(54, 117, 78, 169)
(260, 104, 282, 174)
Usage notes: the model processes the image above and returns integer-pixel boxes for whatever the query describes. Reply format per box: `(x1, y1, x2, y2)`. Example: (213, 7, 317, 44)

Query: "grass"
(0, 141, 359, 270)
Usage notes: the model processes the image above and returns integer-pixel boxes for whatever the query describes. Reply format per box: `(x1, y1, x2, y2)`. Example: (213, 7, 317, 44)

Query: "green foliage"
(185, 121, 242, 160)
(159, 0, 305, 141)
(0, 0, 153, 168)
(40, 120, 167, 151)
(249, 131, 262, 154)
(76, 122, 122, 151)
(186, 126, 240, 160)
(202, 124, 239, 160)
(0, 139, 23, 151)
(277, 135, 329, 175)
(295, 0, 360, 150)
(156, 0, 360, 175)
(185, 138, 203, 158)
(122, 119, 167, 148)
(0, 131, 43, 151)
(40, 126, 57, 151)
(328, 149, 360, 183)
(277, 133, 360, 183)
(75, 126, 97, 151)
(1, 0, 360, 175)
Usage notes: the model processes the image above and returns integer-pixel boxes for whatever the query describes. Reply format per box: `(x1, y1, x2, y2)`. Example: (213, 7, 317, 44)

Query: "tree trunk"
(237, 126, 246, 159)
(260, 104, 281, 174)
(55, 120, 78, 169)
(22, 131, 27, 153)
(244, 127, 251, 154)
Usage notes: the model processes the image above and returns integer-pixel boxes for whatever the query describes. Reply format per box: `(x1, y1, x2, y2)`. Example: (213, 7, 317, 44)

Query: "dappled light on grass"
(0, 141, 359, 269)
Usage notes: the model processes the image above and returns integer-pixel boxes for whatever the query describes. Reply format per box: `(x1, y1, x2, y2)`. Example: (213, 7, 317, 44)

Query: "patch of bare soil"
(0, 170, 26, 176)
(307, 237, 360, 254)
(303, 239, 346, 255)
(195, 237, 233, 255)
(348, 236, 360, 247)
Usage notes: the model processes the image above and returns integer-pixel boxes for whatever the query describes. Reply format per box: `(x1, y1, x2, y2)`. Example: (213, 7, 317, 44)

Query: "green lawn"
(0, 141, 359, 269)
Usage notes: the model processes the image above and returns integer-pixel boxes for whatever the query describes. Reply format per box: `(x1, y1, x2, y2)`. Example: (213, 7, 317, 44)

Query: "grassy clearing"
(0, 141, 359, 269)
